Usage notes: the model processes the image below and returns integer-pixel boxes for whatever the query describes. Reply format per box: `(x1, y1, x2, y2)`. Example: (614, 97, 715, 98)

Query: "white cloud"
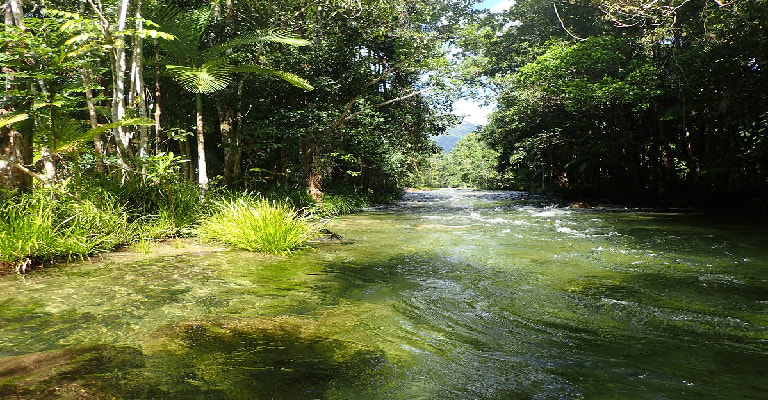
(453, 99, 494, 125)
(490, 0, 515, 13)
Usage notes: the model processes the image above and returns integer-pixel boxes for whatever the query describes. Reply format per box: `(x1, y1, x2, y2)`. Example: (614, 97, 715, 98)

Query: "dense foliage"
(0, 0, 475, 266)
(415, 132, 507, 189)
(2, 0, 767, 267)
(0, 0, 472, 193)
(464, 0, 768, 210)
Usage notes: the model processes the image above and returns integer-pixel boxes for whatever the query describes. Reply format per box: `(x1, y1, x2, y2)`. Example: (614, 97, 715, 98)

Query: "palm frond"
(0, 113, 29, 129)
(149, 4, 202, 63)
(204, 30, 311, 59)
(167, 58, 234, 93)
(188, 6, 215, 48)
(85, 118, 154, 138)
(264, 31, 312, 47)
(233, 65, 313, 91)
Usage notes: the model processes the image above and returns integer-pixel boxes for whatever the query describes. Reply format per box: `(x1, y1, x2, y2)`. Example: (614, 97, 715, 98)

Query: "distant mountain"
(434, 121, 479, 152)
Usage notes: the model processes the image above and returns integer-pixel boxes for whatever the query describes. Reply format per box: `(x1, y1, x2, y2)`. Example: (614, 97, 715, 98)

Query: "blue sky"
(473, 0, 515, 12)
(451, 0, 515, 125)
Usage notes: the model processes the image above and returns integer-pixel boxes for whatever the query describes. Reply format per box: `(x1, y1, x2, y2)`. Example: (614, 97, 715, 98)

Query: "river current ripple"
(0, 188, 766, 399)
(336, 188, 768, 399)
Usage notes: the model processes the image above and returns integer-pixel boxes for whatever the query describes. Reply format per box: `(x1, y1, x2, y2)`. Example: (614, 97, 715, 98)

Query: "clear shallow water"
(1, 188, 767, 399)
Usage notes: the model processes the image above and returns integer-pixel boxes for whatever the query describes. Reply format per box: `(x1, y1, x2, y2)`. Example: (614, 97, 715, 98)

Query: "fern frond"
(233, 65, 313, 91)
(204, 30, 311, 58)
(167, 58, 234, 93)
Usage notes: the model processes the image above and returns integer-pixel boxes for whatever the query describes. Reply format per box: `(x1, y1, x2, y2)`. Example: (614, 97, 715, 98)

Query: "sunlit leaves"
(167, 58, 235, 94)
(0, 114, 29, 129)
(514, 37, 660, 111)
(233, 65, 314, 91)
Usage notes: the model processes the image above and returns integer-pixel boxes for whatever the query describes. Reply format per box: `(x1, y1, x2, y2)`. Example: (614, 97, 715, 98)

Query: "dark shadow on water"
(0, 318, 388, 399)
(150, 319, 388, 399)
(0, 344, 148, 399)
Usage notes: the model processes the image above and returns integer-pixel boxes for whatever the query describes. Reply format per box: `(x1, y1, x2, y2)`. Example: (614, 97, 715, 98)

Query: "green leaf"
(135, 29, 175, 41)
(233, 65, 314, 91)
(64, 33, 92, 46)
(85, 118, 154, 138)
(167, 58, 234, 93)
(0, 113, 29, 129)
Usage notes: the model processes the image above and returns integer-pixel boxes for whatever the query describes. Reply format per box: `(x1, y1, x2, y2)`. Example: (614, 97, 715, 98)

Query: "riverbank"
(0, 185, 387, 275)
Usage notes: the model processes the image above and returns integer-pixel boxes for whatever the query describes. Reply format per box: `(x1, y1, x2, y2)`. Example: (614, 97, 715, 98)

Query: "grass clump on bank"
(0, 189, 129, 271)
(196, 195, 318, 255)
(0, 178, 396, 271)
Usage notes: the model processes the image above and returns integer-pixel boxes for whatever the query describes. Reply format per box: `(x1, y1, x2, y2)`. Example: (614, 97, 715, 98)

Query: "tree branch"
(342, 88, 431, 123)
(0, 155, 80, 200)
(325, 55, 420, 134)
(553, 3, 586, 41)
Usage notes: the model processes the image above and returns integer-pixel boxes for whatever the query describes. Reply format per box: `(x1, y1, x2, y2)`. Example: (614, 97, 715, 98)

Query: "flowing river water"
(1, 188, 767, 399)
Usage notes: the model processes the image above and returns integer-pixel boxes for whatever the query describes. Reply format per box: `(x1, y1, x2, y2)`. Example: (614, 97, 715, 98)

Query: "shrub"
(100, 177, 206, 235)
(313, 193, 369, 217)
(0, 189, 129, 268)
(196, 196, 318, 255)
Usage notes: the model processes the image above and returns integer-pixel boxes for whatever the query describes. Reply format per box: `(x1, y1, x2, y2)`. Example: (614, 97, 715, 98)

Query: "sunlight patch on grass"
(196, 196, 318, 255)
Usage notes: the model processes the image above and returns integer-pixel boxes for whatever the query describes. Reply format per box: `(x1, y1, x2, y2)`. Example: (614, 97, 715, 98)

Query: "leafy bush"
(196, 196, 318, 255)
(100, 177, 206, 235)
(257, 185, 316, 210)
(313, 192, 370, 217)
(0, 189, 129, 267)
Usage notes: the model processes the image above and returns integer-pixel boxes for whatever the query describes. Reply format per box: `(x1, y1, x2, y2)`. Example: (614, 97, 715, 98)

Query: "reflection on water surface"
(1, 189, 767, 399)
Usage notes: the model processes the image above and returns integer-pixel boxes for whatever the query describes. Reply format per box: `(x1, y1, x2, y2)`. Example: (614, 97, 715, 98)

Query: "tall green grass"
(196, 196, 318, 255)
(312, 193, 370, 217)
(98, 177, 206, 237)
(308, 187, 402, 218)
(0, 189, 129, 269)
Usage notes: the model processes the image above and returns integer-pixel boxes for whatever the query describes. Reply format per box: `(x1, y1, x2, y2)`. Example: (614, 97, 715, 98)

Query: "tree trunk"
(217, 0, 238, 186)
(82, 68, 105, 174)
(196, 93, 208, 188)
(179, 136, 192, 181)
(300, 133, 323, 201)
(154, 38, 164, 154)
(218, 101, 236, 185)
(130, 0, 150, 163)
(0, 0, 32, 191)
(7, 0, 24, 29)
(233, 79, 244, 182)
(93, 0, 133, 174)
(0, 126, 31, 191)
(41, 146, 56, 184)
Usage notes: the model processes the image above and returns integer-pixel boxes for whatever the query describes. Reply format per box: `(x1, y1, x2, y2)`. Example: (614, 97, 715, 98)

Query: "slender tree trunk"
(0, 126, 30, 191)
(7, 0, 23, 29)
(41, 147, 56, 183)
(179, 136, 192, 181)
(90, 0, 133, 173)
(130, 0, 150, 163)
(218, 102, 236, 185)
(154, 38, 164, 154)
(195, 93, 208, 188)
(4, 2, 12, 25)
(233, 80, 244, 181)
(216, 0, 239, 186)
(82, 68, 105, 174)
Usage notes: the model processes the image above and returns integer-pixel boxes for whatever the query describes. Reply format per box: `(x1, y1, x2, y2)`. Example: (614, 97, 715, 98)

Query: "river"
(1, 188, 767, 399)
